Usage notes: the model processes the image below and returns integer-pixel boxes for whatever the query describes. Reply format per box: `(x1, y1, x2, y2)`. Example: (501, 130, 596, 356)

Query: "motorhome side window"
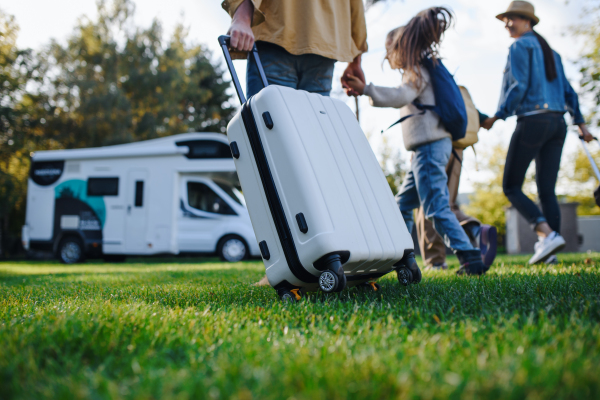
(88, 177, 119, 196)
(214, 181, 243, 205)
(187, 182, 235, 215)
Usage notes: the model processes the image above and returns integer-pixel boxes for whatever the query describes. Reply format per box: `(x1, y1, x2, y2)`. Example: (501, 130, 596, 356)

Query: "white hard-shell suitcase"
(219, 36, 421, 300)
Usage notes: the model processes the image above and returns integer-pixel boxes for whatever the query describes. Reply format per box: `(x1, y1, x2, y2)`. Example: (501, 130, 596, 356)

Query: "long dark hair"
(385, 7, 454, 88)
(532, 30, 557, 81)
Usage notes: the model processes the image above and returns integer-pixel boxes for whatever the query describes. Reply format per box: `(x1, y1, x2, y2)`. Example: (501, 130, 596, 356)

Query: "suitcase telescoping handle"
(579, 135, 600, 181)
(218, 35, 268, 105)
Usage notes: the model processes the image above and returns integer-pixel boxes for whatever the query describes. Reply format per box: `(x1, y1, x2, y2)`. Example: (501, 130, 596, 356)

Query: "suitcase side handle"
(218, 35, 269, 105)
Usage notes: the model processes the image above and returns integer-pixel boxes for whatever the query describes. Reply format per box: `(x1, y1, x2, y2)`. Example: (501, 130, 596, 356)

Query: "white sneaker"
(529, 232, 566, 264)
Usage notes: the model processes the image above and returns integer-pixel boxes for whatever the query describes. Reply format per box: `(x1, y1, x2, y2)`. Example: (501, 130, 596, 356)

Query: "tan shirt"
(363, 69, 451, 151)
(222, 0, 368, 62)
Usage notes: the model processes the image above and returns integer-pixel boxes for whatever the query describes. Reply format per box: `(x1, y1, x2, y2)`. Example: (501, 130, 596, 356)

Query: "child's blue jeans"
(396, 138, 475, 252)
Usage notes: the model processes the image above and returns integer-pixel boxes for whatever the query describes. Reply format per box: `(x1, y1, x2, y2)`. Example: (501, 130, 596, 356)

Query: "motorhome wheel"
(218, 236, 248, 262)
(58, 237, 84, 264)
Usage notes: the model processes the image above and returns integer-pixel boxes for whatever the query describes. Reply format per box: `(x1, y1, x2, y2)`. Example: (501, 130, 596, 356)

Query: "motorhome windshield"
(215, 181, 245, 206)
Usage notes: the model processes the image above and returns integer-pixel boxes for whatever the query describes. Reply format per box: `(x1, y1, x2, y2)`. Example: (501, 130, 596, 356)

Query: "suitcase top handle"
(218, 35, 269, 105)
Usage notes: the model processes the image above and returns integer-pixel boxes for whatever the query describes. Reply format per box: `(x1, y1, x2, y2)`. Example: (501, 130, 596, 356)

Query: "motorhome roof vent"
(176, 140, 232, 159)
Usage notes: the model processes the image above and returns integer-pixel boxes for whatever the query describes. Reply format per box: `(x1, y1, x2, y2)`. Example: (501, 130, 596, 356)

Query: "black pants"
(503, 113, 567, 232)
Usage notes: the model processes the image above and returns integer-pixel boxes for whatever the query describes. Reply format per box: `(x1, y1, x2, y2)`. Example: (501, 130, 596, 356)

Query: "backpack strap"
(451, 148, 463, 164)
(380, 101, 430, 134)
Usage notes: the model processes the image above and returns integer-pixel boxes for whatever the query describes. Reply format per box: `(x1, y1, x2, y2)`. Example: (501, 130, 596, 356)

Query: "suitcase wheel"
(319, 270, 339, 293)
(395, 251, 422, 286)
(279, 288, 301, 303)
(396, 267, 413, 286)
(316, 254, 347, 293)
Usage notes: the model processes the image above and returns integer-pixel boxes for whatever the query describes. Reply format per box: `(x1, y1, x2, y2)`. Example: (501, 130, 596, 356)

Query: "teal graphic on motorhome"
(54, 180, 106, 227)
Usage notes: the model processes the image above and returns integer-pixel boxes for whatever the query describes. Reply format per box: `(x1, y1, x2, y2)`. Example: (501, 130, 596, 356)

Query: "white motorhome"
(22, 133, 261, 263)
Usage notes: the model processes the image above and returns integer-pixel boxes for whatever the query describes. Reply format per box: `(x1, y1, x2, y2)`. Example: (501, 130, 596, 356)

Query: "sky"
(4, 0, 596, 193)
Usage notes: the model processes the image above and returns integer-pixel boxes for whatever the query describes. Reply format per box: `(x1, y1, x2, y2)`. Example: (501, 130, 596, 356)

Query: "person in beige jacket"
(222, 0, 368, 98)
(222, 0, 368, 282)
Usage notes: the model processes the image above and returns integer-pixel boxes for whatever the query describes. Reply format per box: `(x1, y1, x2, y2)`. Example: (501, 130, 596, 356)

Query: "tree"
(576, 2, 600, 129)
(559, 143, 600, 216)
(0, 10, 46, 256)
(43, 0, 234, 149)
(571, 2, 600, 214)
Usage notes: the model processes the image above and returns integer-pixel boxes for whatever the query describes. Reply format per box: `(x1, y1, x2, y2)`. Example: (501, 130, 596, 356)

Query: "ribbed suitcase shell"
(227, 85, 413, 291)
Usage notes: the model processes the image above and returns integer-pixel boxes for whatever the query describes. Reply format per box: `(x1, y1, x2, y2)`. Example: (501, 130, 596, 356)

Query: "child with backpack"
(343, 7, 487, 275)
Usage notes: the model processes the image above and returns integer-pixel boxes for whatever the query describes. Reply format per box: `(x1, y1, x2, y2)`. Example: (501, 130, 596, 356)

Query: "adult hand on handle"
(341, 55, 365, 97)
(579, 123, 595, 142)
(227, 0, 255, 52)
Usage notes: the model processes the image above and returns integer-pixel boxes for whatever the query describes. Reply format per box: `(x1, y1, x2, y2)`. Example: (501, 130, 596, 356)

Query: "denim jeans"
(503, 113, 567, 232)
(247, 41, 336, 98)
(396, 138, 474, 252)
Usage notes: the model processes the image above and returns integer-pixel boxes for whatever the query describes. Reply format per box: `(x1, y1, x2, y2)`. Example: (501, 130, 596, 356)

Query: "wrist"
(350, 54, 362, 66)
(232, 0, 253, 24)
(362, 83, 370, 96)
(232, 13, 252, 25)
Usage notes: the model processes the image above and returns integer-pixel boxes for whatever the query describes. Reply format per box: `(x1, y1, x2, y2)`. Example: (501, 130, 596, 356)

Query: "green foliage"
(560, 142, 600, 216)
(378, 135, 406, 195)
(576, 2, 600, 129)
(1, 255, 599, 399)
(0, 10, 45, 256)
(464, 144, 512, 238)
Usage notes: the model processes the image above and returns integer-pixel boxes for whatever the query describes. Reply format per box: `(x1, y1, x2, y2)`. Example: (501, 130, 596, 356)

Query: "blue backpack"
(384, 57, 467, 141)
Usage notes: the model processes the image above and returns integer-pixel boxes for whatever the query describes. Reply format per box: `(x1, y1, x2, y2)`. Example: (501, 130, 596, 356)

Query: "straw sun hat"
(496, 1, 540, 26)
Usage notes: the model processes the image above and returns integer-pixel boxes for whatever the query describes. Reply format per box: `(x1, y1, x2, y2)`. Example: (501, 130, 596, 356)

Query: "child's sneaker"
(529, 232, 565, 264)
(456, 249, 488, 276)
(479, 225, 498, 268)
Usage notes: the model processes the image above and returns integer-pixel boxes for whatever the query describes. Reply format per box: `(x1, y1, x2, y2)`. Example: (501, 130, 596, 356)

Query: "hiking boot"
(456, 249, 488, 276)
(479, 225, 498, 268)
(529, 232, 565, 264)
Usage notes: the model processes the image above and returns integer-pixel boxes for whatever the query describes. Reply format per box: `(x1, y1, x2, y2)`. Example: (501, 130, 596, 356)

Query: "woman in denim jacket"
(484, 1, 594, 265)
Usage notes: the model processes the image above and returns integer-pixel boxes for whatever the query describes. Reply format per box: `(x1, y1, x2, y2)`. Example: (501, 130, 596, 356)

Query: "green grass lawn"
(1, 253, 599, 399)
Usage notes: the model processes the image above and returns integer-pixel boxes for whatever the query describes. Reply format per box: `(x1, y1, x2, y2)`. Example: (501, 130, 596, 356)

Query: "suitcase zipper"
(241, 100, 318, 283)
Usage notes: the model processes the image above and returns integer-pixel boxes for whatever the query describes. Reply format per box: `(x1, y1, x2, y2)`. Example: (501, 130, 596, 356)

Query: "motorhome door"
(124, 169, 149, 253)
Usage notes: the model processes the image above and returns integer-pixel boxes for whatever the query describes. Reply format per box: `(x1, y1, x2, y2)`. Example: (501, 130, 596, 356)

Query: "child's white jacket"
(364, 68, 451, 151)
